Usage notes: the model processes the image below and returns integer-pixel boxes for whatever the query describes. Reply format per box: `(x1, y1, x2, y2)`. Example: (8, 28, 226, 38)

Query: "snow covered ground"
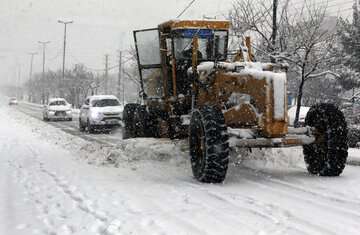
(1, 100, 360, 235)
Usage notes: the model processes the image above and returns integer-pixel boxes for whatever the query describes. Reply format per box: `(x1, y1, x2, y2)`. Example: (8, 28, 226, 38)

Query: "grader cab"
(124, 20, 348, 183)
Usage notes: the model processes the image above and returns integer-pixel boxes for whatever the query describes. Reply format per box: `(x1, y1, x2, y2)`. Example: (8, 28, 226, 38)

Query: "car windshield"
(91, 99, 119, 107)
(49, 100, 67, 106)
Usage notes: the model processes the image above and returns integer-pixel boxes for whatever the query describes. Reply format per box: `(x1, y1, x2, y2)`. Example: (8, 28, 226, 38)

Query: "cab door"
(133, 28, 163, 99)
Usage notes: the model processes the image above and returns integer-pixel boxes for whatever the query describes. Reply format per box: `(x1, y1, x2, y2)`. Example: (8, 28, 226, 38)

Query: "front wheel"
(87, 120, 95, 134)
(122, 103, 140, 139)
(189, 106, 229, 183)
(303, 103, 348, 176)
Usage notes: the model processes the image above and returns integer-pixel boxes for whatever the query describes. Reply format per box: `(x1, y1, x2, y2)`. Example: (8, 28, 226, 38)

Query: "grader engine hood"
(193, 61, 288, 137)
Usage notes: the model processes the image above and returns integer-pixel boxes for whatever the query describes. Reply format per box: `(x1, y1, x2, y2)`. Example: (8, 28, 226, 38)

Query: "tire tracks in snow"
(242, 168, 360, 217)
(10, 107, 179, 235)
(26, 144, 169, 235)
(183, 181, 338, 235)
(39, 166, 177, 235)
(7, 160, 75, 234)
(25, 145, 114, 234)
(235, 169, 360, 233)
(9, 144, 83, 235)
(244, 167, 360, 206)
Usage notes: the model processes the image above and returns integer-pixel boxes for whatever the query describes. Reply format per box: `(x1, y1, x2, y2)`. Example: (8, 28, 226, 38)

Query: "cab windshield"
(173, 29, 227, 61)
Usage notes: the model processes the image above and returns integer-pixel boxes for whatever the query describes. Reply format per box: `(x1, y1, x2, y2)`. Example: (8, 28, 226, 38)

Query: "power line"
(326, 0, 353, 9)
(48, 49, 63, 62)
(284, 0, 353, 17)
(68, 52, 133, 72)
(327, 7, 353, 15)
(177, 0, 196, 18)
(287, 0, 351, 8)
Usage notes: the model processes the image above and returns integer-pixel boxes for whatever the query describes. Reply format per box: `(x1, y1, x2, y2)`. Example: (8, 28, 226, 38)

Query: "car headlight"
(91, 111, 103, 120)
(49, 111, 55, 115)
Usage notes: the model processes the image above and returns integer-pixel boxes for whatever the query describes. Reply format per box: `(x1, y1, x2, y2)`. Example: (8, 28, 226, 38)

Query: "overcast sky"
(0, 0, 353, 85)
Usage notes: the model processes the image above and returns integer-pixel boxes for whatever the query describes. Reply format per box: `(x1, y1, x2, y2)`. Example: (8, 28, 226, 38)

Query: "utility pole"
(28, 52, 37, 82)
(28, 52, 37, 102)
(17, 64, 21, 99)
(105, 54, 109, 94)
(95, 72, 99, 95)
(38, 41, 51, 104)
(58, 20, 73, 96)
(122, 67, 125, 105)
(271, 0, 278, 62)
(117, 51, 122, 103)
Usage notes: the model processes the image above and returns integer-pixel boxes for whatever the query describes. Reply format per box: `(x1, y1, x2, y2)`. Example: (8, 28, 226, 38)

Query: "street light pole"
(38, 41, 50, 104)
(58, 20, 73, 84)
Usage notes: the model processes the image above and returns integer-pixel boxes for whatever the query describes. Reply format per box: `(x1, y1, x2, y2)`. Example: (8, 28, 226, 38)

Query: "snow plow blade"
(228, 127, 315, 148)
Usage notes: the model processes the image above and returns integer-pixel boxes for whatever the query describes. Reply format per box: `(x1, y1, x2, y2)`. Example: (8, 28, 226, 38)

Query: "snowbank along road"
(1, 100, 360, 235)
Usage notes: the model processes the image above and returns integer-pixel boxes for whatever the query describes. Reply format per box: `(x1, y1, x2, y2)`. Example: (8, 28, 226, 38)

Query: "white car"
(288, 106, 310, 126)
(8, 97, 18, 105)
(43, 98, 73, 121)
(79, 95, 123, 133)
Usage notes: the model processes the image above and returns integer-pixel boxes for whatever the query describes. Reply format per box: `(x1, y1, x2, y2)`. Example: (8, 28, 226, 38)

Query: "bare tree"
(25, 64, 96, 107)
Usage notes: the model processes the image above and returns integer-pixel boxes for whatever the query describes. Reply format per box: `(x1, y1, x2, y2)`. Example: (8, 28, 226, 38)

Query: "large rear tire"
(303, 103, 348, 176)
(134, 105, 148, 137)
(79, 118, 86, 132)
(134, 105, 159, 138)
(123, 103, 140, 139)
(189, 106, 229, 183)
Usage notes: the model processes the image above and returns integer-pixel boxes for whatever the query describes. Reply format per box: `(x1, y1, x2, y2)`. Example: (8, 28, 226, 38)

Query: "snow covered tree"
(338, 5, 360, 73)
(334, 4, 360, 101)
(229, 0, 339, 127)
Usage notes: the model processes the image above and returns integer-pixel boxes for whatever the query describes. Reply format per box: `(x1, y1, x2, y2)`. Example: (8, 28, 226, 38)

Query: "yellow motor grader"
(123, 20, 348, 183)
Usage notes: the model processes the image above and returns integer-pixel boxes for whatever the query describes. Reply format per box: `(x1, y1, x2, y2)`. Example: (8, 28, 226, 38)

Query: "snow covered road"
(2, 101, 360, 235)
(16, 102, 123, 146)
